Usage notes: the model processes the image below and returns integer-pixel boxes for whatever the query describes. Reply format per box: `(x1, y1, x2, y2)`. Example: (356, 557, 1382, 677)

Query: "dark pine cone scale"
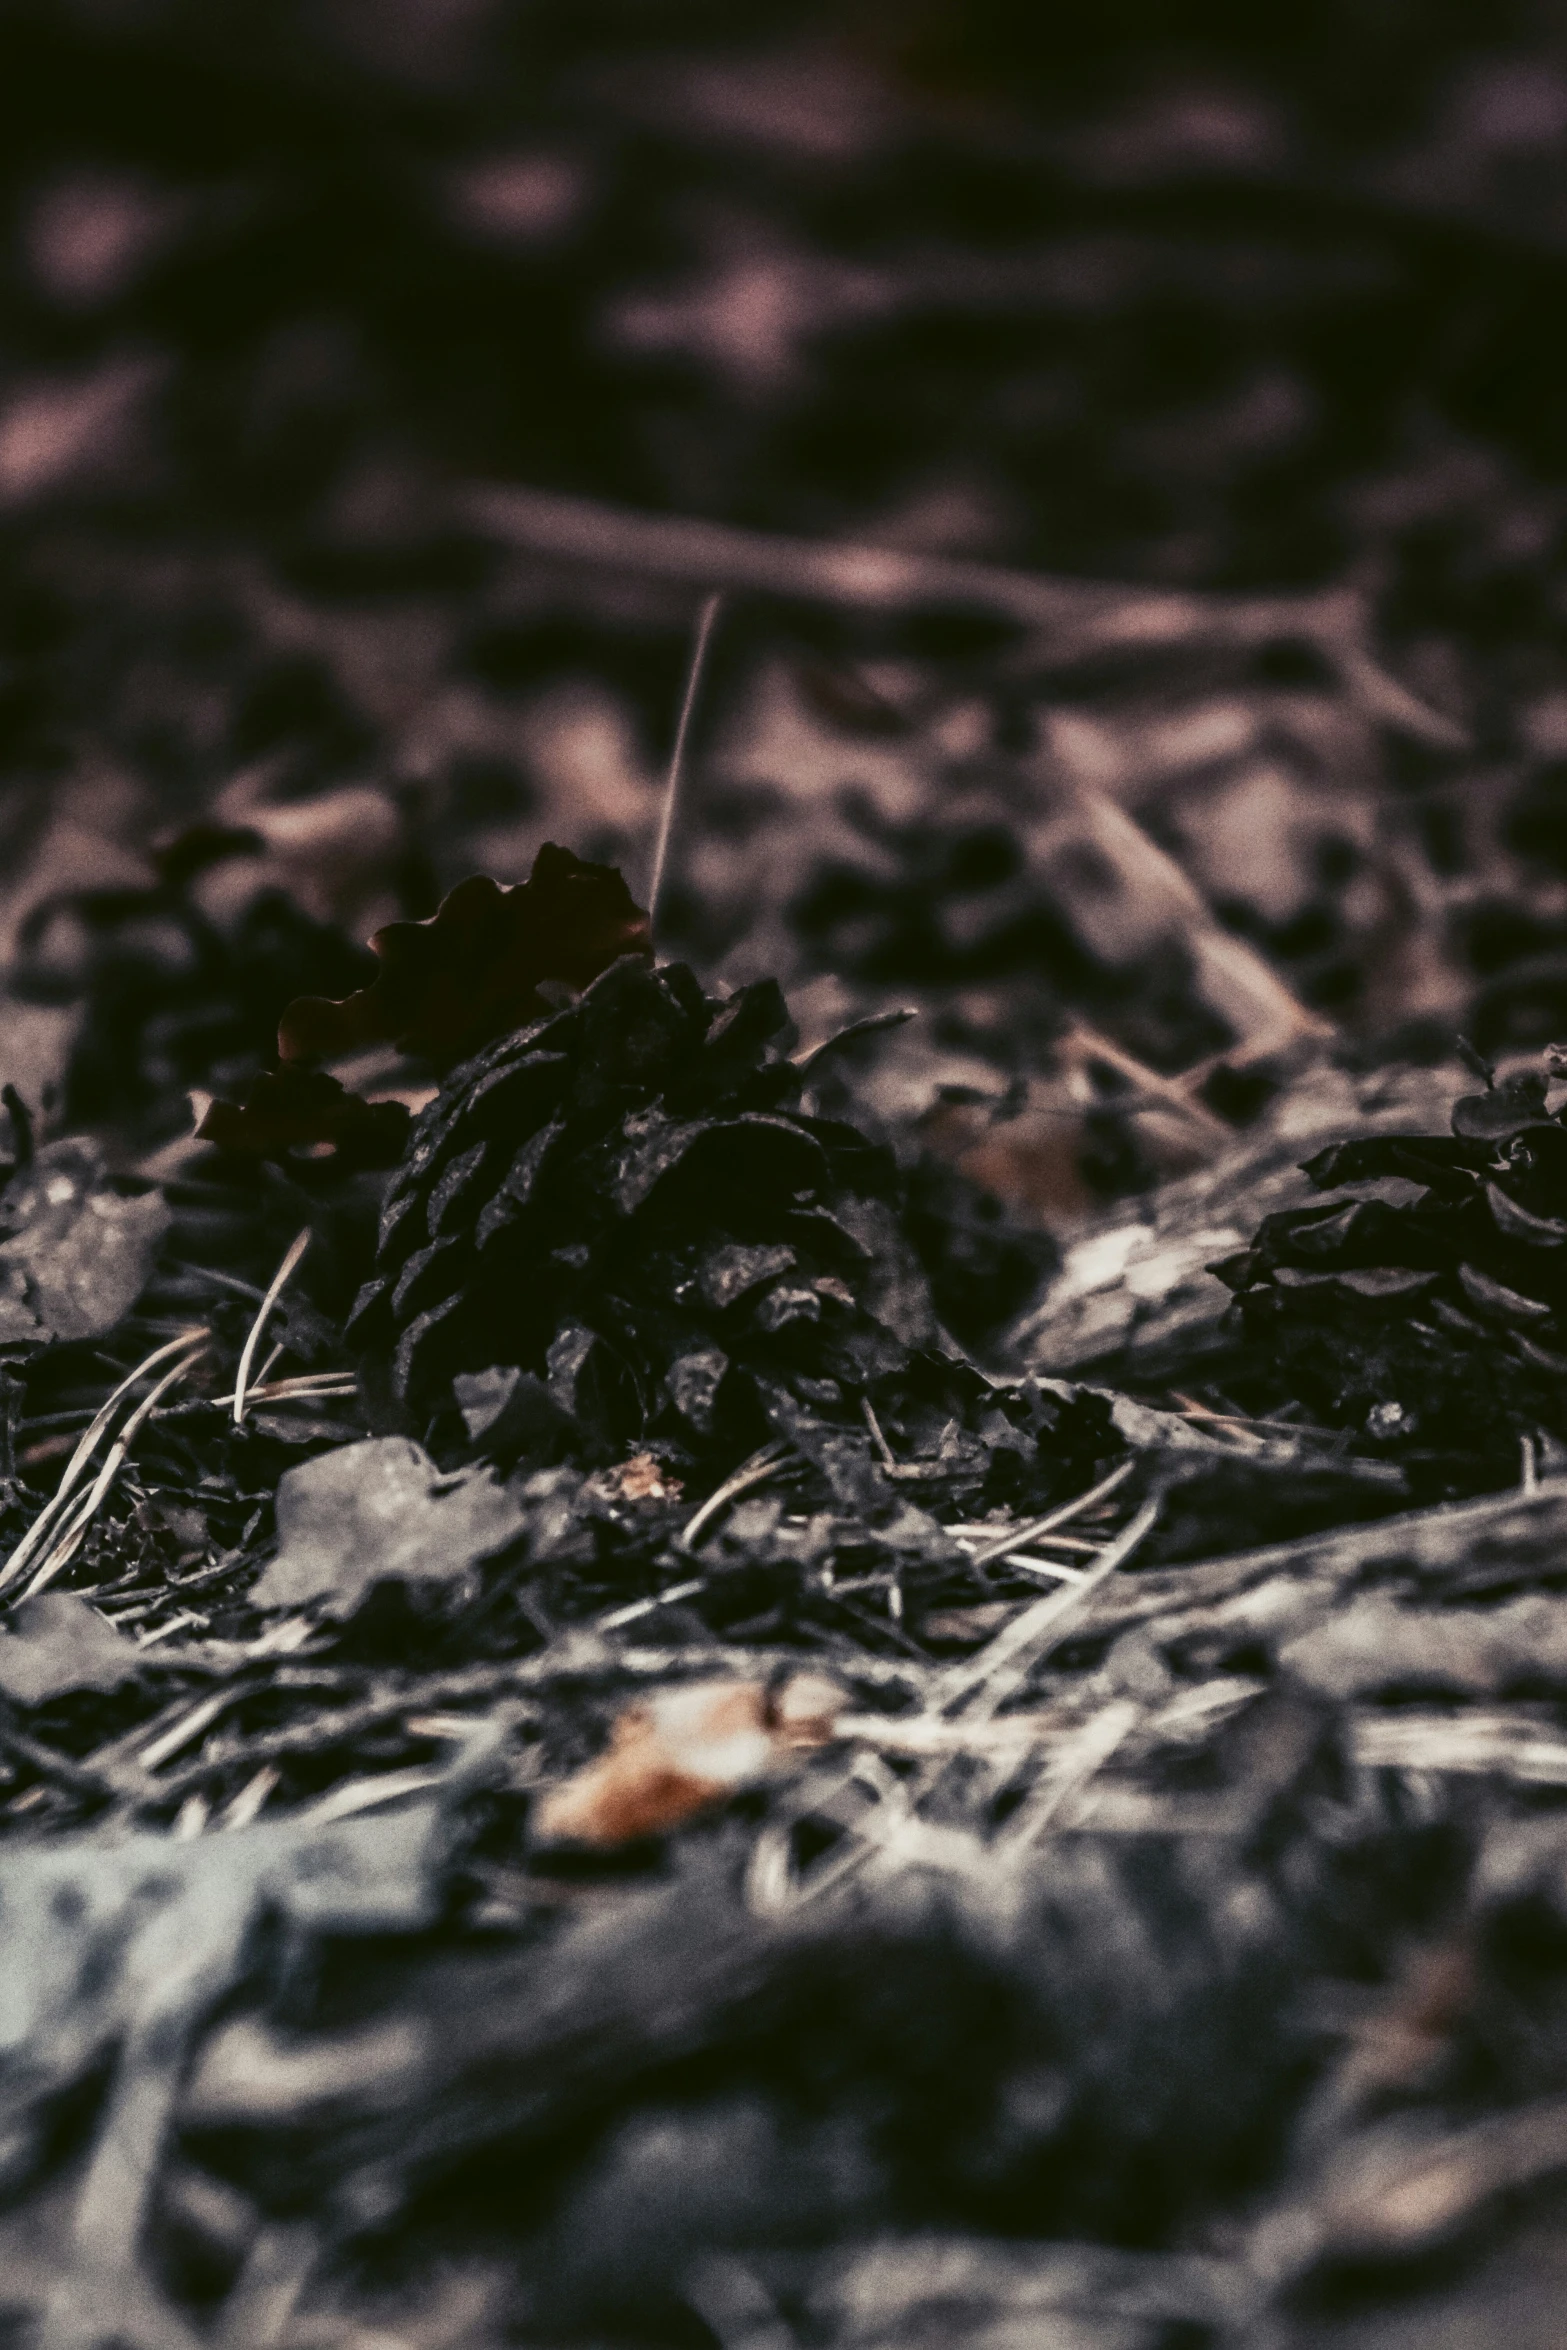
(1217, 1058, 1567, 1488)
(348, 955, 950, 1467)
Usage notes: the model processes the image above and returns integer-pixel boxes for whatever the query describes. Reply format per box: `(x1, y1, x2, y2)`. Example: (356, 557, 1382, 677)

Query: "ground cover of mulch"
(8, 7, 1567, 2347)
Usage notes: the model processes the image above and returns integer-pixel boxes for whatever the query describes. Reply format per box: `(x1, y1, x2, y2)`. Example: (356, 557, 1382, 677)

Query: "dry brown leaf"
(278, 843, 652, 1070)
(534, 1673, 842, 1846)
(193, 1064, 411, 1168)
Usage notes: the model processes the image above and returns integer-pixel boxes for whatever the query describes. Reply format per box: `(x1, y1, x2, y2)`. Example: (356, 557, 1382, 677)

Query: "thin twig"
(233, 1227, 312, 1427)
(462, 482, 1465, 745)
(1044, 781, 1332, 1071)
(860, 1396, 946, 1480)
(1056, 1023, 1234, 1138)
(163, 1373, 357, 1417)
(648, 591, 722, 932)
(0, 1717, 122, 1803)
(948, 1523, 1101, 1555)
(138, 1690, 234, 1773)
(298, 1765, 450, 1828)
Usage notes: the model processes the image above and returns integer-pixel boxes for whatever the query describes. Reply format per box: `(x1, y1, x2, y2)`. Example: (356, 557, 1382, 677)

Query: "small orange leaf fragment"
(594, 1452, 684, 1504)
(534, 1673, 842, 1847)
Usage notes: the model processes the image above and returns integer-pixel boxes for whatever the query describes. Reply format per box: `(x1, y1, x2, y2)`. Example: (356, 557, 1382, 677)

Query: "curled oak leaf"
(278, 844, 652, 1070)
(195, 1064, 412, 1168)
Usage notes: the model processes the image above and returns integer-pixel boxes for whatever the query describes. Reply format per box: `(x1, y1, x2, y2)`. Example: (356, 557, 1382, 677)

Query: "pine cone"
(1217, 1058, 1567, 1484)
(347, 955, 948, 1464)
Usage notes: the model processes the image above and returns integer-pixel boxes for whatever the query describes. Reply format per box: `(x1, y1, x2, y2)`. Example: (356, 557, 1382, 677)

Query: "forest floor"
(6, 7, 1567, 2346)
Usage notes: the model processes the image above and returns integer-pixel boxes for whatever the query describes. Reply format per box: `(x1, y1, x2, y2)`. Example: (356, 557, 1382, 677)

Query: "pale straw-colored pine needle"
(233, 1225, 312, 1426)
(946, 1522, 1102, 1554)
(677, 1438, 789, 1553)
(138, 1689, 232, 1773)
(995, 1553, 1089, 1587)
(751, 1489, 1160, 1914)
(647, 590, 722, 934)
(936, 1494, 1162, 1722)
(0, 1326, 209, 1598)
(960, 1456, 1138, 1573)
(859, 1396, 944, 1480)
(190, 1371, 357, 1415)
(597, 1577, 707, 1632)
(999, 1698, 1142, 1848)
(217, 1763, 280, 1832)
(23, 1346, 211, 1599)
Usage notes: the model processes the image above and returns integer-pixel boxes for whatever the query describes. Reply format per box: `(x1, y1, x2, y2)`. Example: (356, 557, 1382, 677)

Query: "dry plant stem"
(1169, 1394, 1338, 1440)
(1046, 785, 1334, 1070)
(0, 1328, 209, 1599)
(464, 483, 1463, 744)
(299, 1765, 451, 1827)
(949, 1523, 1101, 1555)
(861, 1397, 897, 1469)
(1353, 1710, 1567, 1782)
(998, 1554, 1088, 1586)
(466, 479, 1175, 632)
(1332, 635, 1471, 750)
(233, 1226, 312, 1427)
(169, 1374, 357, 1416)
(1055, 1025, 1233, 1140)
(647, 590, 722, 932)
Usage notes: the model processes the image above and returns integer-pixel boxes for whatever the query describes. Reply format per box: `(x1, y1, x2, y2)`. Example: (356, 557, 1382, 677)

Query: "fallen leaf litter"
(5, 866, 1567, 2347)
(11, 14, 1567, 2343)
